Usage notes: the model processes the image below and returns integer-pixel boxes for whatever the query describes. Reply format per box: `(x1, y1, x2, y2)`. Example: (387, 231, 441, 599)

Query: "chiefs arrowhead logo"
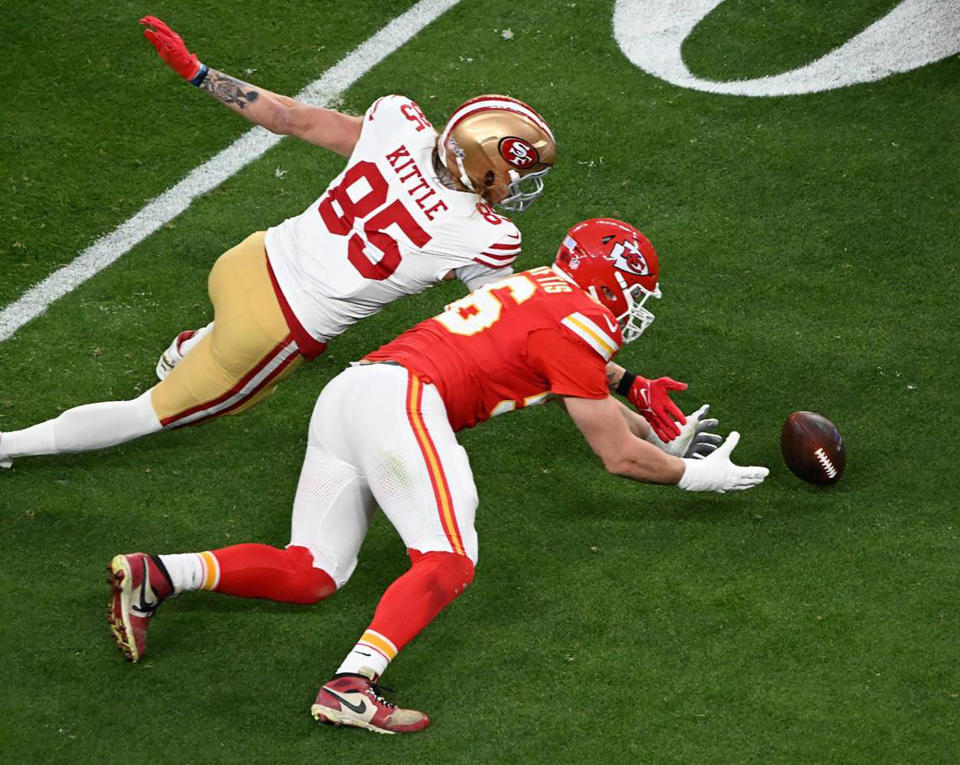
(609, 239, 650, 277)
(498, 136, 539, 169)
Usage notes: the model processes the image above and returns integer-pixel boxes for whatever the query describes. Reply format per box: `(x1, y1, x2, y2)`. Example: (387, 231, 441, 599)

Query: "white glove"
(647, 404, 722, 459)
(677, 431, 769, 493)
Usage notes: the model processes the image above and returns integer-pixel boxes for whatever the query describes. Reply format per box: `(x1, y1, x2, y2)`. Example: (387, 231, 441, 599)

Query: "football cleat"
(311, 668, 430, 735)
(107, 552, 173, 662)
(155, 329, 197, 381)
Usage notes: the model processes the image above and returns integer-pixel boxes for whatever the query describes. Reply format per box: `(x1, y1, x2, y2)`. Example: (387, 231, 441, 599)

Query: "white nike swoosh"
(603, 315, 619, 334)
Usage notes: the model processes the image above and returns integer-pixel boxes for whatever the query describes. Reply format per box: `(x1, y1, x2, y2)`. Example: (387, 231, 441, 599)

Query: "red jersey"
(365, 266, 622, 431)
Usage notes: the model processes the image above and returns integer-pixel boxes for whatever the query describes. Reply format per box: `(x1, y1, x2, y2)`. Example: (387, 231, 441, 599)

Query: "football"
(780, 411, 846, 485)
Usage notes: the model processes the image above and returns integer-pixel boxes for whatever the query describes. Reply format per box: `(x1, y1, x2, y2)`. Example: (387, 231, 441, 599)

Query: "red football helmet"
(553, 218, 661, 343)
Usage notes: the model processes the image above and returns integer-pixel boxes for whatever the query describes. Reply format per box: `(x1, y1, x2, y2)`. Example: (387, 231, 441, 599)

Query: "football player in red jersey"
(107, 218, 768, 734)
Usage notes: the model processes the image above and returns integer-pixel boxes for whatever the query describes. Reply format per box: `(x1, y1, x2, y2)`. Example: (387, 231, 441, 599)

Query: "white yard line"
(0, 0, 461, 343)
(614, 0, 960, 96)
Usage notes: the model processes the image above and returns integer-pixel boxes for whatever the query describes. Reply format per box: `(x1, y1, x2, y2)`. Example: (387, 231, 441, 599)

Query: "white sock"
(0, 390, 161, 459)
(157, 552, 221, 594)
(336, 629, 395, 678)
(0, 421, 55, 459)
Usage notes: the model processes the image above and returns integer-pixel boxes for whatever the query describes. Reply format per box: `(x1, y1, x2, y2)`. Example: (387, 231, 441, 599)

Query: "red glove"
(623, 374, 688, 442)
(140, 16, 206, 83)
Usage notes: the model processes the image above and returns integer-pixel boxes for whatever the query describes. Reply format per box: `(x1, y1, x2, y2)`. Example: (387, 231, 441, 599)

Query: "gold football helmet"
(438, 95, 556, 212)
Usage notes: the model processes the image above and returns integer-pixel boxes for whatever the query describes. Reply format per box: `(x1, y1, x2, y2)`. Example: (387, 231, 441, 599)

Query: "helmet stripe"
(447, 95, 552, 136)
(440, 96, 554, 147)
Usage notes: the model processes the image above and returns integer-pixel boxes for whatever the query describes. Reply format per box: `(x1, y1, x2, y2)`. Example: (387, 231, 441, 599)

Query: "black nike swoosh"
(354, 650, 372, 657)
(322, 687, 367, 715)
(131, 558, 155, 616)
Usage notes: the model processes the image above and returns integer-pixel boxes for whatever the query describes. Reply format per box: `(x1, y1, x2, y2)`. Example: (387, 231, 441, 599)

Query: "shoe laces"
(367, 681, 396, 708)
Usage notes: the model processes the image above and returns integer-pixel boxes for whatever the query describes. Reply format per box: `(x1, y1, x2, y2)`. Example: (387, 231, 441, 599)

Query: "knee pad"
(408, 549, 475, 603)
(282, 545, 337, 604)
(297, 540, 359, 591)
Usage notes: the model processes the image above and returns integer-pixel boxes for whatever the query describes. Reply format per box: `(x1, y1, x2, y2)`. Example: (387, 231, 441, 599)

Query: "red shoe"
(155, 329, 197, 381)
(107, 553, 173, 662)
(311, 668, 430, 735)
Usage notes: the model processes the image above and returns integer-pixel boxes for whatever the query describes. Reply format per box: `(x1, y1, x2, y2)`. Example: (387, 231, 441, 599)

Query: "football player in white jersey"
(0, 17, 561, 465)
(0, 16, 690, 468)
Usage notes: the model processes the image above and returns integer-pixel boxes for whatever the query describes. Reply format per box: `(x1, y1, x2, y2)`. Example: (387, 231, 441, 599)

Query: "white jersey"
(264, 95, 522, 343)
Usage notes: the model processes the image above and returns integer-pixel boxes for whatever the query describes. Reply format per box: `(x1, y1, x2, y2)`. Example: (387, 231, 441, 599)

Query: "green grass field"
(1, 1, 958, 761)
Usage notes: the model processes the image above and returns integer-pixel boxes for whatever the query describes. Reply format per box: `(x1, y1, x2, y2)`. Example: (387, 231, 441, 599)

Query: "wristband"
(190, 63, 209, 86)
(615, 370, 637, 397)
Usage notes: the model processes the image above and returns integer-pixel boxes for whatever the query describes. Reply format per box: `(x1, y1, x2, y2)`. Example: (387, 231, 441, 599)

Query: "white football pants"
(289, 363, 479, 588)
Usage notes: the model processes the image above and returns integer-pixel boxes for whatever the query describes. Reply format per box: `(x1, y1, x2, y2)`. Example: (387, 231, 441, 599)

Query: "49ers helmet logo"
(498, 136, 539, 169)
(609, 239, 651, 276)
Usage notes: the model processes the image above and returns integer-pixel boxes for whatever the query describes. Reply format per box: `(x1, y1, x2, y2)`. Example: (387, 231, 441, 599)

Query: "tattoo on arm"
(606, 362, 625, 390)
(199, 69, 260, 109)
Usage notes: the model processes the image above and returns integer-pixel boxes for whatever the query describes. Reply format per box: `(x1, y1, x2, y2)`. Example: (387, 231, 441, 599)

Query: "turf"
(1, 1, 958, 762)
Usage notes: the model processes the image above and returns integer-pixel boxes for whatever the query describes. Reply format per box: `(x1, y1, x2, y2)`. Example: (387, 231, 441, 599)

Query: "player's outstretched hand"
(650, 403, 722, 458)
(140, 16, 205, 82)
(677, 431, 769, 493)
(627, 375, 687, 442)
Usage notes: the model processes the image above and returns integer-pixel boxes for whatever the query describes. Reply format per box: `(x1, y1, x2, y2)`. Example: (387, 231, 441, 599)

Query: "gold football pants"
(150, 231, 306, 428)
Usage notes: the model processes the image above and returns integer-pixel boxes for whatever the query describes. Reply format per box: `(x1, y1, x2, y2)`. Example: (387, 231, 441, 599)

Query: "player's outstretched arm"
(564, 394, 685, 484)
(139, 16, 362, 156)
(565, 395, 768, 493)
(197, 69, 363, 155)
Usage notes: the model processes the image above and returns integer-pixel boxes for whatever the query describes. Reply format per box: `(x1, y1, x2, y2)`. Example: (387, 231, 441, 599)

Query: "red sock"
(366, 550, 475, 654)
(210, 543, 336, 604)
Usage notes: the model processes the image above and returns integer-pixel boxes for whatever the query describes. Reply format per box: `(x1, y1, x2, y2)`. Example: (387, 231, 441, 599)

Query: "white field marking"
(0, 0, 462, 344)
(614, 0, 960, 96)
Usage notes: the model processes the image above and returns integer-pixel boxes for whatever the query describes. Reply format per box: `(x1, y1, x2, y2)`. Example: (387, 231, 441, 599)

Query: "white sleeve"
(472, 224, 522, 269)
(455, 262, 513, 292)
